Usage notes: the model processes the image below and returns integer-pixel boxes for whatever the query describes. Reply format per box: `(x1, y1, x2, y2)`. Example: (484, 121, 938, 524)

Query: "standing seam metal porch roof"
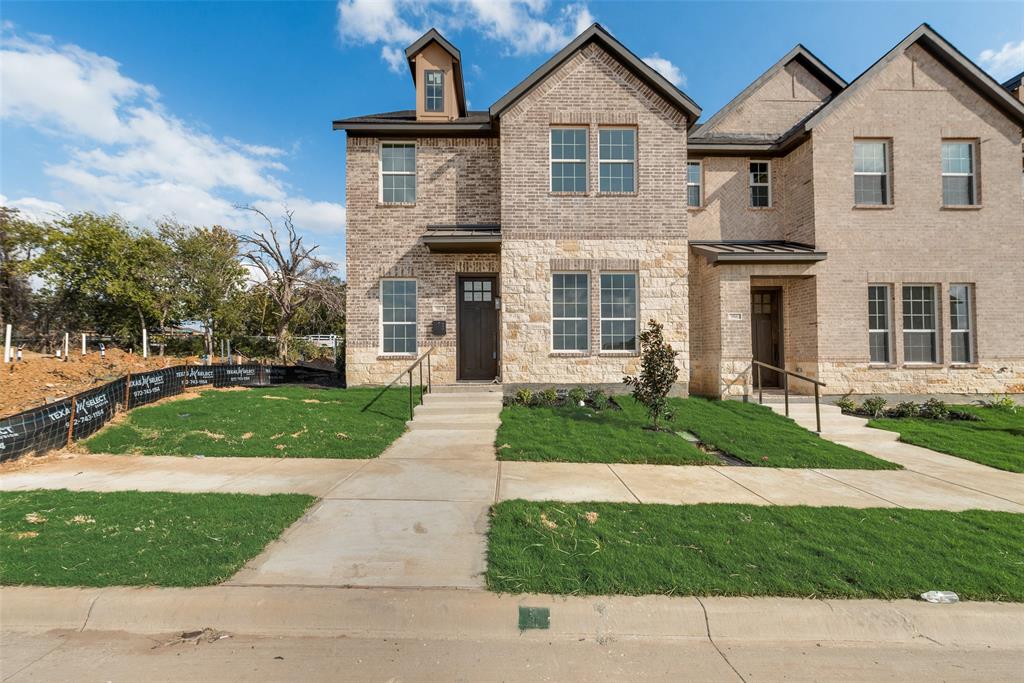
(690, 240, 827, 264)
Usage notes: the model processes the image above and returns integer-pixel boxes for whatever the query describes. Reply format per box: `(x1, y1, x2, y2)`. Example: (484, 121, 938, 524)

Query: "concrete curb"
(2, 586, 1020, 648)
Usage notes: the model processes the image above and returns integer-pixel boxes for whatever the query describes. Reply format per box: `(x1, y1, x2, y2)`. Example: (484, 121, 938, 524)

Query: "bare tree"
(236, 207, 343, 360)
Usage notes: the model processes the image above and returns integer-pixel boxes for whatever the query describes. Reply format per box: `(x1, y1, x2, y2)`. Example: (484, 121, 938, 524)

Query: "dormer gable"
(405, 29, 467, 121)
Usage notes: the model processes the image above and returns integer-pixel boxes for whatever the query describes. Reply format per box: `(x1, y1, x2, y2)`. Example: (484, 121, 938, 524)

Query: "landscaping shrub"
(623, 319, 679, 431)
(834, 397, 858, 414)
(514, 388, 534, 406)
(861, 396, 888, 419)
(589, 389, 611, 411)
(976, 395, 1019, 413)
(886, 401, 920, 418)
(919, 398, 950, 420)
(536, 388, 559, 407)
(567, 386, 588, 406)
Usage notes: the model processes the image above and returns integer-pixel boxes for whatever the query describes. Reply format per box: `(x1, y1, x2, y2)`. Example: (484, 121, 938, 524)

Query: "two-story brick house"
(335, 23, 1024, 397)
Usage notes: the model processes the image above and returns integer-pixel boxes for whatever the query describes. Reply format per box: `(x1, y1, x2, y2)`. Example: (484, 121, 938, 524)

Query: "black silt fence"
(0, 363, 339, 463)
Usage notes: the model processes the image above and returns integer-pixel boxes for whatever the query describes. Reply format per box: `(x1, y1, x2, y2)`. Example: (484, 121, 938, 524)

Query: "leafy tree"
(0, 207, 46, 331)
(623, 319, 680, 431)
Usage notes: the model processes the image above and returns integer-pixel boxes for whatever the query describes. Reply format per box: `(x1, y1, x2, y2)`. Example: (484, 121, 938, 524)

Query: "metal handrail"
(751, 359, 827, 433)
(361, 347, 435, 421)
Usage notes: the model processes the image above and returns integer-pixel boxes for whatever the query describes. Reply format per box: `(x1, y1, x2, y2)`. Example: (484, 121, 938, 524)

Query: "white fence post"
(142, 328, 148, 359)
(63, 332, 69, 362)
(3, 324, 10, 363)
(82, 333, 87, 355)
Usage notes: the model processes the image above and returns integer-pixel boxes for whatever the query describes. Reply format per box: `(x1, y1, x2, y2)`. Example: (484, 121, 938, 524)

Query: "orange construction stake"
(66, 397, 76, 447)
(124, 372, 131, 410)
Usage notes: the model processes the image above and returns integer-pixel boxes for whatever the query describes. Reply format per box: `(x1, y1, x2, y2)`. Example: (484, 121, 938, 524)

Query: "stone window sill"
(940, 205, 982, 211)
(853, 204, 894, 210)
(599, 351, 640, 358)
(902, 363, 943, 369)
(596, 192, 639, 198)
(747, 206, 775, 212)
(549, 351, 590, 358)
(867, 363, 897, 369)
(378, 353, 417, 361)
(549, 192, 589, 198)
(949, 363, 980, 369)
(377, 203, 416, 208)
(687, 206, 704, 212)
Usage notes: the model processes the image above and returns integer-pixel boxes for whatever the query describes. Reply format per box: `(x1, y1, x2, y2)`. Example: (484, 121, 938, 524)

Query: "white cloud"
(642, 54, 686, 88)
(0, 27, 346, 276)
(979, 40, 1024, 81)
(0, 194, 66, 223)
(381, 45, 406, 73)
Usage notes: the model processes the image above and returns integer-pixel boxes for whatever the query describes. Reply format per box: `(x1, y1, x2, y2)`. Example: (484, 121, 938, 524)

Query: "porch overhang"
(690, 240, 827, 265)
(421, 224, 501, 253)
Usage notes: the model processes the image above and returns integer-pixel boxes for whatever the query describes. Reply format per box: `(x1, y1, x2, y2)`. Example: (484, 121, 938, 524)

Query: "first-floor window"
(552, 273, 589, 351)
(600, 273, 637, 351)
(687, 161, 702, 208)
(381, 279, 416, 354)
(868, 284, 891, 364)
(902, 285, 937, 363)
(949, 284, 974, 363)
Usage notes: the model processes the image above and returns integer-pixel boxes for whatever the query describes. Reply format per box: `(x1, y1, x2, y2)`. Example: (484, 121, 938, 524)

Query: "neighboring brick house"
(335, 23, 1024, 397)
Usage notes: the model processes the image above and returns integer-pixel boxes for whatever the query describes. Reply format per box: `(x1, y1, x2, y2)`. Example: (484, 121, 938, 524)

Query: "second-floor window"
(749, 160, 771, 207)
(550, 128, 587, 193)
(425, 70, 444, 112)
(941, 141, 977, 206)
(380, 142, 416, 204)
(854, 140, 889, 205)
(599, 129, 636, 193)
(687, 161, 702, 208)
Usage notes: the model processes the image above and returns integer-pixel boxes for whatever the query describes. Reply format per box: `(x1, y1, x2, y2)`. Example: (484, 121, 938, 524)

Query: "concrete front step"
(421, 392, 503, 405)
(407, 414, 502, 430)
(431, 383, 503, 394)
(415, 403, 501, 417)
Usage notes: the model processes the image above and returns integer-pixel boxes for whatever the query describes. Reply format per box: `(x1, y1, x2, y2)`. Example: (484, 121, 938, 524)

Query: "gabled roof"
(404, 28, 467, 117)
(804, 23, 1024, 130)
(489, 23, 702, 126)
(1003, 70, 1024, 92)
(692, 44, 846, 139)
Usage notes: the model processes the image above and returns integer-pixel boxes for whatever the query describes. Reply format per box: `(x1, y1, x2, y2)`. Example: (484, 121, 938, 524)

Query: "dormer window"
(425, 70, 444, 113)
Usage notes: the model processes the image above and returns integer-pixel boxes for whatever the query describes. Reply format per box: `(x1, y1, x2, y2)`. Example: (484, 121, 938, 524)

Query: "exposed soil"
(0, 349, 199, 418)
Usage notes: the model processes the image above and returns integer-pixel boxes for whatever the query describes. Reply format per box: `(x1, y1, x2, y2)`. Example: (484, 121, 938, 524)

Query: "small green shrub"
(623, 319, 679, 431)
(590, 390, 611, 411)
(976, 395, 1019, 413)
(861, 396, 888, 419)
(834, 397, 858, 414)
(887, 401, 920, 418)
(567, 386, 588, 406)
(919, 398, 950, 420)
(949, 409, 982, 422)
(537, 388, 559, 407)
(514, 388, 533, 406)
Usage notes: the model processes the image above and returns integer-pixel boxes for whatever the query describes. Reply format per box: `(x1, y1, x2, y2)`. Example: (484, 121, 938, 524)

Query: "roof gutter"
(332, 121, 495, 135)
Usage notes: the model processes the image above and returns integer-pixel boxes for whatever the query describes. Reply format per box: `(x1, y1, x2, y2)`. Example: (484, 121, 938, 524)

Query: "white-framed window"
(552, 273, 589, 351)
(550, 128, 587, 193)
(949, 284, 974, 364)
(687, 161, 702, 208)
(902, 285, 937, 364)
(868, 284, 892, 364)
(424, 70, 444, 112)
(599, 128, 636, 193)
(853, 140, 890, 205)
(380, 279, 417, 354)
(380, 142, 416, 204)
(600, 273, 637, 351)
(941, 141, 977, 206)
(749, 160, 771, 207)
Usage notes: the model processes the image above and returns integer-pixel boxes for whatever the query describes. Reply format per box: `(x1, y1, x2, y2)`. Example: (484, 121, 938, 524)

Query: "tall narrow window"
(600, 274, 637, 351)
(942, 142, 976, 206)
(550, 128, 587, 193)
(854, 140, 889, 205)
(599, 129, 636, 192)
(949, 284, 974, 363)
(381, 279, 417, 354)
(687, 161, 702, 208)
(552, 273, 589, 351)
(749, 160, 771, 207)
(902, 285, 937, 363)
(380, 142, 416, 204)
(424, 70, 444, 112)
(868, 284, 892, 364)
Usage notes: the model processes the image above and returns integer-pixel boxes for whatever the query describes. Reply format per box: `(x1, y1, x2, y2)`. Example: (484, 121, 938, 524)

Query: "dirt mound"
(0, 349, 198, 418)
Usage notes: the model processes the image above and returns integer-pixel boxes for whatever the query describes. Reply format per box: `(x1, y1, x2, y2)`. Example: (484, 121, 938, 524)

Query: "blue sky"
(2, 1, 1022, 277)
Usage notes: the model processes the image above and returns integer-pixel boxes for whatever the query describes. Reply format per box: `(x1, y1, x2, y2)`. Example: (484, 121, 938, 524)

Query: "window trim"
(379, 278, 417, 356)
(941, 140, 978, 207)
(549, 126, 589, 194)
(599, 272, 638, 353)
(868, 284, 893, 365)
(551, 271, 590, 353)
(424, 69, 444, 113)
(901, 283, 939, 365)
(686, 160, 703, 209)
(748, 159, 772, 208)
(378, 141, 416, 205)
(949, 283, 975, 364)
(853, 139, 891, 206)
(598, 127, 637, 194)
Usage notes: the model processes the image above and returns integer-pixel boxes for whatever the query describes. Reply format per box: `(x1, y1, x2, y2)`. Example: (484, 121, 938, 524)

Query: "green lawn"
(0, 489, 313, 587)
(868, 406, 1024, 473)
(487, 500, 1024, 601)
(674, 397, 898, 469)
(496, 396, 896, 469)
(497, 398, 718, 465)
(85, 386, 410, 458)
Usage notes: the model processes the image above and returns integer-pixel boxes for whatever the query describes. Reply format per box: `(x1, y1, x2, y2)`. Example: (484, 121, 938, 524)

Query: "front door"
(457, 276, 498, 380)
(751, 288, 783, 388)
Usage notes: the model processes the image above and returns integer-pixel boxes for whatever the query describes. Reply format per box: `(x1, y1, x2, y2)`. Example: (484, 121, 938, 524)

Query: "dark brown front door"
(751, 288, 783, 388)
(458, 276, 498, 380)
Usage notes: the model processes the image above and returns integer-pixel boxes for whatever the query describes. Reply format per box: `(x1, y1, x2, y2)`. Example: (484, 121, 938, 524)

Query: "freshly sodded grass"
(0, 489, 313, 587)
(869, 406, 1024, 473)
(673, 397, 899, 469)
(497, 398, 718, 465)
(487, 500, 1024, 601)
(85, 386, 410, 458)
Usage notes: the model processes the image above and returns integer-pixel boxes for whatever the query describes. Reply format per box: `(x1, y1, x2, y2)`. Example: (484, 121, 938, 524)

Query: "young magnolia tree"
(623, 319, 680, 431)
